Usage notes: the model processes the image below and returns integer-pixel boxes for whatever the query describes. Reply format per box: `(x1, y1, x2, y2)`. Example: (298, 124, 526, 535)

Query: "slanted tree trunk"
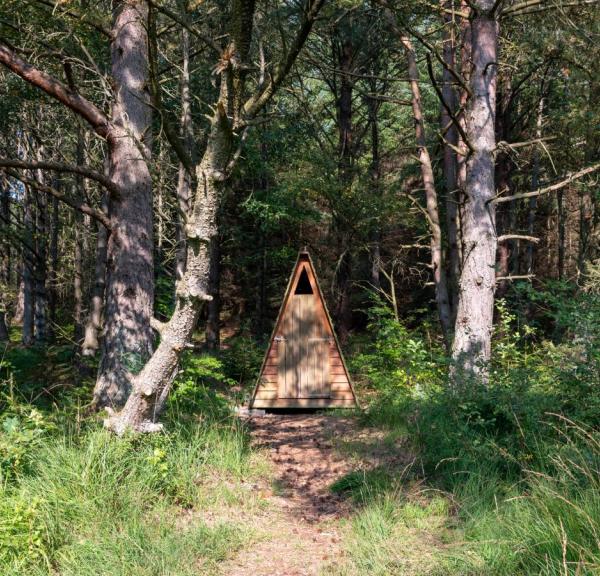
(82, 191, 108, 356)
(104, 0, 324, 433)
(401, 34, 453, 346)
(105, 105, 232, 434)
(451, 3, 498, 380)
(93, 0, 154, 408)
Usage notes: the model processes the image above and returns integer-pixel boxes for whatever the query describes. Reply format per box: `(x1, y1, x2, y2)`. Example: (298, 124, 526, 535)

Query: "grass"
(0, 419, 269, 575)
(330, 397, 600, 576)
(3, 316, 600, 576)
(0, 338, 271, 575)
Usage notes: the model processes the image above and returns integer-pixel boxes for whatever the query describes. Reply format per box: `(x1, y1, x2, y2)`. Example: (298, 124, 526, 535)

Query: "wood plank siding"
(250, 251, 357, 409)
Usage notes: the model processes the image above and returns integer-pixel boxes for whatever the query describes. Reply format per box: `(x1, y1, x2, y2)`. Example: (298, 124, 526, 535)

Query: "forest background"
(0, 0, 599, 574)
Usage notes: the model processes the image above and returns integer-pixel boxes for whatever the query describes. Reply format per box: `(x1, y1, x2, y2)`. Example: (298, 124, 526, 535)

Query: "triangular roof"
(249, 250, 358, 409)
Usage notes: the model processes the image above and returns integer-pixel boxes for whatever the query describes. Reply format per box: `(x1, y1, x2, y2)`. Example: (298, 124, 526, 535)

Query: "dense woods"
(0, 0, 599, 574)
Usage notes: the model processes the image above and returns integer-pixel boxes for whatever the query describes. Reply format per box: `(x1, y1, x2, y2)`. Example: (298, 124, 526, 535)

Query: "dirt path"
(219, 413, 407, 576)
(220, 415, 354, 576)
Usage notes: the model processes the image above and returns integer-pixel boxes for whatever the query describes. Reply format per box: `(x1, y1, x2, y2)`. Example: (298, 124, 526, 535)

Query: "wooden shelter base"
(251, 397, 356, 409)
(249, 251, 358, 410)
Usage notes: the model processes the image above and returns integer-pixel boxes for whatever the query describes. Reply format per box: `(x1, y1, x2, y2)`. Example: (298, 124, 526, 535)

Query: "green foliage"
(0, 397, 261, 575)
(170, 352, 237, 417)
(351, 298, 444, 393)
(346, 285, 600, 574)
(220, 333, 264, 386)
(444, 419, 600, 575)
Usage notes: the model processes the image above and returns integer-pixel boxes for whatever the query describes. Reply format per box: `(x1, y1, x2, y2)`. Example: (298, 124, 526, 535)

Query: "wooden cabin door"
(277, 276, 331, 399)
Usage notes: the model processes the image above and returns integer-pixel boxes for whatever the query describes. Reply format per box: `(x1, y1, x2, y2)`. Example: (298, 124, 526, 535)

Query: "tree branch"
(0, 43, 111, 139)
(31, 0, 112, 38)
(492, 162, 600, 204)
(5, 169, 112, 229)
(0, 159, 119, 197)
(148, 0, 220, 55)
(502, 0, 599, 17)
(242, 0, 326, 121)
(497, 234, 539, 243)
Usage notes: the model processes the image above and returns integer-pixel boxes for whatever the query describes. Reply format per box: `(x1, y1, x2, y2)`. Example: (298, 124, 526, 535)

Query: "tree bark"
(0, 176, 9, 340)
(93, 0, 154, 408)
(205, 233, 221, 351)
(105, 105, 232, 434)
(401, 35, 453, 346)
(451, 4, 498, 380)
(22, 185, 35, 346)
(440, 0, 461, 317)
(82, 191, 109, 356)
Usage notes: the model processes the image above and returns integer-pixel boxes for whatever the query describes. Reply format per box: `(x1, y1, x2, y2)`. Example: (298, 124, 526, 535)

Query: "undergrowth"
(343, 284, 600, 575)
(0, 341, 268, 576)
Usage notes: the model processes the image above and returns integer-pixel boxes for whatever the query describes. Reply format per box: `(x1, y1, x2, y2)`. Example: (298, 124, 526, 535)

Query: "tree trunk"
(368, 90, 382, 291)
(105, 105, 232, 434)
(0, 176, 10, 340)
(175, 25, 194, 282)
(22, 185, 35, 346)
(93, 0, 154, 408)
(205, 234, 221, 351)
(456, 1, 472, 262)
(73, 211, 85, 344)
(13, 272, 24, 325)
(402, 35, 453, 346)
(82, 192, 108, 356)
(557, 188, 565, 280)
(578, 81, 599, 278)
(441, 0, 461, 317)
(103, 0, 322, 433)
(451, 4, 498, 380)
(48, 194, 59, 339)
(333, 35, 355, 340)
(526, 97, 544, 275)
(33, 163, 49, 344)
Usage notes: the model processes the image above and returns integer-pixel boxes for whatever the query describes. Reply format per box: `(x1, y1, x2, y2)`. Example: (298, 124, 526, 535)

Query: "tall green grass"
(442, 417, 600, 575)
(0, 418, 262, 575)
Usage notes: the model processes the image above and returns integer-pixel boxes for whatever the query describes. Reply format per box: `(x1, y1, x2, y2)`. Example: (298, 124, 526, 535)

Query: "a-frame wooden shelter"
(249, 251, 358, 409)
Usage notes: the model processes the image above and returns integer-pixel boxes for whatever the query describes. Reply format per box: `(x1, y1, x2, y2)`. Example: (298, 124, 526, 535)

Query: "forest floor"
(219, 413, 414, 576)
